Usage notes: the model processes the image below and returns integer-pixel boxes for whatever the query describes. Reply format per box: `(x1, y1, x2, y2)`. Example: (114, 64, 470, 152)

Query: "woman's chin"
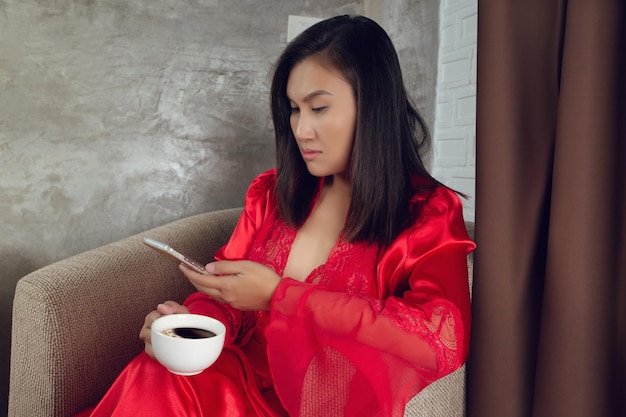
(304, 164, 328, 178)
(304, 165, 349, 180)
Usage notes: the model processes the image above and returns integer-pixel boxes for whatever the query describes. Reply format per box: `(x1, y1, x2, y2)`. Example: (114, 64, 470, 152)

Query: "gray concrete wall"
(0, 1, 439, 414)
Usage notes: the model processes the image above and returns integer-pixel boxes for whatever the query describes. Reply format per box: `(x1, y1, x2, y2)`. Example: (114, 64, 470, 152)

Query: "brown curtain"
(468, 1, 626, 417)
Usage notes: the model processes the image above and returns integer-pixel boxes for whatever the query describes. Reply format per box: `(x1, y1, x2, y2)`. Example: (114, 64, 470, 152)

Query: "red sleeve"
(265, 187, 475, 417)
(213, 169, 277, 261)
(183, 169, 277, 346)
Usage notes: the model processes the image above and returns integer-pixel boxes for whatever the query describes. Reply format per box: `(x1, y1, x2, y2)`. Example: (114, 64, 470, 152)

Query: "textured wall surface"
(0, 1, 439, 414)
(432, 0, 477, 221)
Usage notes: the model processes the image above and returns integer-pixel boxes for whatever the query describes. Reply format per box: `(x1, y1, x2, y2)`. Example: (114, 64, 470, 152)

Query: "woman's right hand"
(139, 300, 190, 359)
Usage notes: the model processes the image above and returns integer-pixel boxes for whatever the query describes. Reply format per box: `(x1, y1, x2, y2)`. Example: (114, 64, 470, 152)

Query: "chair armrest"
(9, 208, 242, 417)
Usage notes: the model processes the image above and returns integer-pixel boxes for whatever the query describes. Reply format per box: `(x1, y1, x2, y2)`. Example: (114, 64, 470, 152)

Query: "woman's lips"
(301, 149, 321, 161)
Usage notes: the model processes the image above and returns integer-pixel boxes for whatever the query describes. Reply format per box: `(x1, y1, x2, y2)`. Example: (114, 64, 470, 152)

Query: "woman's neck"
(327, 174, 351, 193)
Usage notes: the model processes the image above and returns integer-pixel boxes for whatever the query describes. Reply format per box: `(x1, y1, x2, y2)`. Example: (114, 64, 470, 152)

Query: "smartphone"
(143, 237, 213, 275)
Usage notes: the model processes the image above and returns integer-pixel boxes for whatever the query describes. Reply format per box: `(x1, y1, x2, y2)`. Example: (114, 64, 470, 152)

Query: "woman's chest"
(247, 213, 380, 296)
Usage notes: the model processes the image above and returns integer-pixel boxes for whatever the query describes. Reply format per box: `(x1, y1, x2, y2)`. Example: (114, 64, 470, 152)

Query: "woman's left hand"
(179, 260, 282, 311)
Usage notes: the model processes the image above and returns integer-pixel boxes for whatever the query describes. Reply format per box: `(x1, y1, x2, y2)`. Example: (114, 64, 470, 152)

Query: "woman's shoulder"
(241, 168, 278, 220)
(405, 182, 472, 247)
(378, 182, 474, 295)
(246, 168, 277, 197)
(410, 184, 464, 219)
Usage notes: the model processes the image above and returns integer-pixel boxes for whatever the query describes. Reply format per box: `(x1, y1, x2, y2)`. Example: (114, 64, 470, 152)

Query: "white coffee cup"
(151, 314, 226, 376)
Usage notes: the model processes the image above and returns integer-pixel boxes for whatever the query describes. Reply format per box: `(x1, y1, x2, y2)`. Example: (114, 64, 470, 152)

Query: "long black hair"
(270, 14, 445, 247)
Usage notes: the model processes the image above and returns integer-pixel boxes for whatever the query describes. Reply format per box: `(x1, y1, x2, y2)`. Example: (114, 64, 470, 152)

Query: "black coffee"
(161, 327, 217, 339)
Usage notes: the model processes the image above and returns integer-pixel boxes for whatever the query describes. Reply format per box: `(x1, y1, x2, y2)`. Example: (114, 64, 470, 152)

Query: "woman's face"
(286, 57, 356, 178)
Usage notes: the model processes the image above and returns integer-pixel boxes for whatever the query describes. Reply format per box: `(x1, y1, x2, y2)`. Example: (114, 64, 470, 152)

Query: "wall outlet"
(287, 15, 323, 42)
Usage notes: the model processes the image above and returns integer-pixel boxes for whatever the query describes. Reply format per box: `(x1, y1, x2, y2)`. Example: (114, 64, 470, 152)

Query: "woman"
(78, 14, 474, 417)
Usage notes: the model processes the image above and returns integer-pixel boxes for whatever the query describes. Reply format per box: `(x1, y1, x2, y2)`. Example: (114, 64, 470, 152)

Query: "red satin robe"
(77, 169, 475, 417)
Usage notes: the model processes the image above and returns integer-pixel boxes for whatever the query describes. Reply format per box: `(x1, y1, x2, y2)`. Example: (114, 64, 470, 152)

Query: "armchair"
(9, 207, 473, 416)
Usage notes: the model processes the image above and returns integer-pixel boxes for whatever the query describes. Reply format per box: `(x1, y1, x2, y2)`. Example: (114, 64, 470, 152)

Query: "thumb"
(206, 260, 246, 276)
(157, 300, 188, 315)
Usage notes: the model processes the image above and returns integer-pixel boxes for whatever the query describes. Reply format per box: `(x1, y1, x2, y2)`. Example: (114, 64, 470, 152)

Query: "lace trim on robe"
(247, 211, 462, 376)
(370, 297, 461, 376)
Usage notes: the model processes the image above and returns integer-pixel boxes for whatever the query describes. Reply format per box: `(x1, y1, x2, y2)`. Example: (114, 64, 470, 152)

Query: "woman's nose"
(293, 113, 314, 141)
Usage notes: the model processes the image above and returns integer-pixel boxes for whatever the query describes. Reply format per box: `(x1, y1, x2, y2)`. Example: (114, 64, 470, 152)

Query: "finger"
(139, 325, 151, 342)
(157, 301, 187, 315)
(144, 343, 155, 359)
(188, 282, 225, 303)
(140, 310, 160, 340)
(144, 310, 162, 327)
(205, 260, 247, 276)
(180, 264, 225, 289)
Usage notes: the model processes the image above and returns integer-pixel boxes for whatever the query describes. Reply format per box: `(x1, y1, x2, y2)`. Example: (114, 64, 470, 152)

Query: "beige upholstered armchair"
(9, 207, 474, 417)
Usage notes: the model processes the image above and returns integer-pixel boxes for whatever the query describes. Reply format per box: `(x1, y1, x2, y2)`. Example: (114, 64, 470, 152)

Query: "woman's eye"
(312, 106, 327, 113)
(290, 107, 300, 114)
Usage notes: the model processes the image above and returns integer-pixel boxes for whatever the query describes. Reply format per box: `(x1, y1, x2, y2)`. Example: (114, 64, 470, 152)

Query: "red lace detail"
(311, 238, 378, 296)
(248, 211, 463, 376)
(247, 212, 379, 296)
(375, 297, 462, 376)
(299, 347, 357, 416)
(248, 214, 294, 276)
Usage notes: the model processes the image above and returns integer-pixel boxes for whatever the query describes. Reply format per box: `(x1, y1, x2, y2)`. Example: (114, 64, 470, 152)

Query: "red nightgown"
(77, 169, 475, 417)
